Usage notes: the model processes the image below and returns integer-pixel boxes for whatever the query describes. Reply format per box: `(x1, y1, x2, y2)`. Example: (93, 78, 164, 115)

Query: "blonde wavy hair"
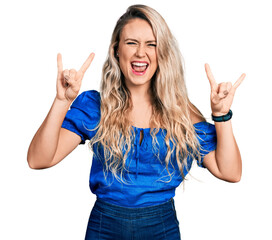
(89, 4, 206, 185)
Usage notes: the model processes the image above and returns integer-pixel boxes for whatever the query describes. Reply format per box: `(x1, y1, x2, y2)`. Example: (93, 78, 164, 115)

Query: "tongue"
(132, 65, 147, 72)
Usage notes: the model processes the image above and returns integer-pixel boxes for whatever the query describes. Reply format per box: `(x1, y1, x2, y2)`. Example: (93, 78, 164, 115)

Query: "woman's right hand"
(56, 53, 95, 102)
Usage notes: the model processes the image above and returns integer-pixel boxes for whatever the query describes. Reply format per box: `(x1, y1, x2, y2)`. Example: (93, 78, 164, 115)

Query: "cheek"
(148, 51, 157, 68)
(119, 57, 130, 73)
(118, 49, 128, 63)
(151, 57, 158, 71)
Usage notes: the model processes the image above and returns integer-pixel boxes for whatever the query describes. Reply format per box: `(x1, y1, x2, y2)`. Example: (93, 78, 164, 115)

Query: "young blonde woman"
(27, 4, 245, 240)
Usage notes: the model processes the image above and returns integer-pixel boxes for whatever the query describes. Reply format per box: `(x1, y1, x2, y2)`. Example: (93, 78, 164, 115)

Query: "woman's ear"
(115, 49, 119, 60)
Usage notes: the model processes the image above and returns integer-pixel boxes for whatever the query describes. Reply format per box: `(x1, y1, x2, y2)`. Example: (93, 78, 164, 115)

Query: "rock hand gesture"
(205, 63, 246, 117)
(56, 53, 95, 103)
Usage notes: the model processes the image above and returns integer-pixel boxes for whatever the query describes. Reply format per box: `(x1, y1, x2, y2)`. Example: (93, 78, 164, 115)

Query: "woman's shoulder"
(77, 89, 100, 102)
(190, 104, 206, 125)
(72, 89, 101, 110)
(189, 104, 215, 132)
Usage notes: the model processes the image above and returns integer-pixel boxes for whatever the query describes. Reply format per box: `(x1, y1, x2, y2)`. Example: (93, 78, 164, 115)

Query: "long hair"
(88, 4, 205, 184)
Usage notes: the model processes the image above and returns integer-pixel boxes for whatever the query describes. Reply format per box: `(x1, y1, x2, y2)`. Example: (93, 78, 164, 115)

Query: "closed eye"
(127, 42, 136, 45)
(148, 44, 156, 47)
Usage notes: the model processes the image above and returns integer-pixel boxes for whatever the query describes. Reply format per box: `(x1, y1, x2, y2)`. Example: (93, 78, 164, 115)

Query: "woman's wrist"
(55, 95, 73, 105)
(54, 96, 73, 111)
(212, 109, 233, 122)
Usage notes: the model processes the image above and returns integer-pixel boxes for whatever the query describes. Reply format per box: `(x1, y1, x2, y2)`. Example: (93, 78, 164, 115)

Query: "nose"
(135, 45, 145, 58)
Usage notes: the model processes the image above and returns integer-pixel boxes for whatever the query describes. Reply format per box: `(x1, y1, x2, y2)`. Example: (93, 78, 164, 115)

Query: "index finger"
(205, 63, 217, 91)
(79, 53, 95, 74)
(57, 53, 63, 79)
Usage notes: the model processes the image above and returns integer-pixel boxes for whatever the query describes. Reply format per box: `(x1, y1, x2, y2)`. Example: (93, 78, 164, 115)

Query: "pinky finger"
(233, 73, 246, 90)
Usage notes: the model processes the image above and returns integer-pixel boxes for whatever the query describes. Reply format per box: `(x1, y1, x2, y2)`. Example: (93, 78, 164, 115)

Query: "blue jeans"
(85, 197, 181, 240)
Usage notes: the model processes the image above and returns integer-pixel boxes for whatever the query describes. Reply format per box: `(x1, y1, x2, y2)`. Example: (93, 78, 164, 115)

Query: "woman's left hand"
(205, 63, 246, 116)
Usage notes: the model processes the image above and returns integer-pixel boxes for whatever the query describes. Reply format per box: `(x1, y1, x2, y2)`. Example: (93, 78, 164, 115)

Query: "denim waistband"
(94, 198, 176, 220)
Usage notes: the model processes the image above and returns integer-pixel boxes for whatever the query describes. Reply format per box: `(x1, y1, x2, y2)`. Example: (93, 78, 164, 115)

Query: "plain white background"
(1, 0, 271, 239)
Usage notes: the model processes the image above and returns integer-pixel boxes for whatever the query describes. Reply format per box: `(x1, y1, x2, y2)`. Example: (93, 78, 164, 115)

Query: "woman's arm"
(27, 98, 81, 169)
(202, 63, 245, 182)
(27, 53, 94, 169)
(203, 120, 241, 182)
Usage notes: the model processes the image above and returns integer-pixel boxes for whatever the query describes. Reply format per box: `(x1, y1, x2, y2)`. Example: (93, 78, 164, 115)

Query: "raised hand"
(205, 63, 246, 116)
(56, 53, 95, 102)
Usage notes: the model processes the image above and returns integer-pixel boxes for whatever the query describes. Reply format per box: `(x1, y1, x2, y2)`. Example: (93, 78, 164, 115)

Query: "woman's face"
(117, 18, 158, 89)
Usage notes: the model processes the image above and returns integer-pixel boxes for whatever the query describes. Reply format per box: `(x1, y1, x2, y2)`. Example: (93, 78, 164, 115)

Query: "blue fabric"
(62, 90, 217, 208)
(85, 197, 181, 240)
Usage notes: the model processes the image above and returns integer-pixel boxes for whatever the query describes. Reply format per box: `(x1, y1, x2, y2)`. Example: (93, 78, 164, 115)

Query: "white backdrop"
(1, 0, 271, 239)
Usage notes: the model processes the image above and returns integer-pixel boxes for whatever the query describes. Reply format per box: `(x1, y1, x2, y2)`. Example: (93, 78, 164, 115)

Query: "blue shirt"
(62, 90, 217, 207)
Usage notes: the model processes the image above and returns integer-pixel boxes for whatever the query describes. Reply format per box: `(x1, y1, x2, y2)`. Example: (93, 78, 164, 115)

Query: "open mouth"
(131, 61, 149, 75)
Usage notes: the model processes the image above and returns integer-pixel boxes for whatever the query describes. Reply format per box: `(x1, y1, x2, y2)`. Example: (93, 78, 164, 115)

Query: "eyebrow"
(124, 38, 156, 43)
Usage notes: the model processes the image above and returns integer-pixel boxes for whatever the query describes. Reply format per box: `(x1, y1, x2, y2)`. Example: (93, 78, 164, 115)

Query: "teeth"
(132, 62, 148, 67)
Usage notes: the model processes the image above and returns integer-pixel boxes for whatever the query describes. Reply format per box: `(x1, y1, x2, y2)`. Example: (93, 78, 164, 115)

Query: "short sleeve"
(193, 121, 217, 168)
(61, 90, 101, 145)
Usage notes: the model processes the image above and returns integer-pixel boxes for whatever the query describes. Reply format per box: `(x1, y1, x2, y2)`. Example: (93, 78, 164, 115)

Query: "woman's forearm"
(27, 97, 71, 169)
(214, 120, 242, 182)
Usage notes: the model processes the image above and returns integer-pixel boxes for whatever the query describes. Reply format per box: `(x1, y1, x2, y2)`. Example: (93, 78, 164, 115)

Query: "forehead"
(120, 18, 156, 41)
